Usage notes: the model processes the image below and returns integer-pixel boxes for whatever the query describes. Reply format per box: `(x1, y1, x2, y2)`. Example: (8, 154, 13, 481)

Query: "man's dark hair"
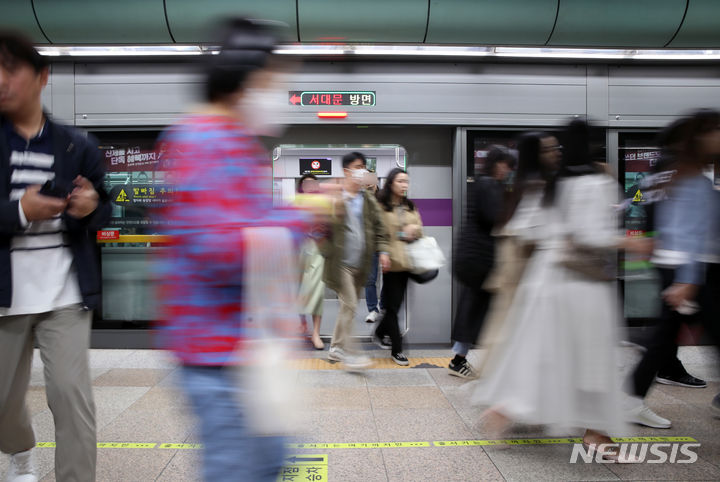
(482, 145, 516, 177)
(204, 18, 279, 102)
(0, 31, 48, 73)
(342, 151, 366, 169)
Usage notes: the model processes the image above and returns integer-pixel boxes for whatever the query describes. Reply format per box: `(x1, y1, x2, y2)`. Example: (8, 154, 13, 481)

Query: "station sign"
(289, 91, 375, 106)
(300, 158, 332, 176)
(96, 229, 120, 241)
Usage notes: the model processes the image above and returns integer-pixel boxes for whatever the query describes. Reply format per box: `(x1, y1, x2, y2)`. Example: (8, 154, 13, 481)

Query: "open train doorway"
(272, 144, 409, 340)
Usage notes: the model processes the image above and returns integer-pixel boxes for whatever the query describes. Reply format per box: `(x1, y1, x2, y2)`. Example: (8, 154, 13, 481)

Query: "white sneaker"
(626, 404, 672, 429)
(365, 310, 379, 323)
(6, 448, 38, 482)
(343, 354, 372, 371)
(328, 346, 347, 362)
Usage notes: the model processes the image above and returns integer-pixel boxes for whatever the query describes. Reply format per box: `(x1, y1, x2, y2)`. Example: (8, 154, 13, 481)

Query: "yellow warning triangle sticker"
(633, 189, 643, 202)
(116, 189, 128, 202)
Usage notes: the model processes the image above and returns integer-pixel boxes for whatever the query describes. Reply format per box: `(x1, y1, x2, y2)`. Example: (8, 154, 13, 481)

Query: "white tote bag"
(237, 227, 303, 436)
(405, 236, 446, 274)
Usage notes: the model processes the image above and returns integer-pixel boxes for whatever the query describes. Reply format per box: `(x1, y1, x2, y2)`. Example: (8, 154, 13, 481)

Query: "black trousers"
(630, 265, 720, 397)
(375, 271, 409, 355)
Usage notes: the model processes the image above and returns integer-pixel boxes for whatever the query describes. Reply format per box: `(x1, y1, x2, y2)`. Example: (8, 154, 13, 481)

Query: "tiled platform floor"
(1, 345, 718, 481)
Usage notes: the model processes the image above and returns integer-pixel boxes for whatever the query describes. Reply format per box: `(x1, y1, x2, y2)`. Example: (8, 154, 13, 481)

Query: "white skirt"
(469, 247, 628, 436)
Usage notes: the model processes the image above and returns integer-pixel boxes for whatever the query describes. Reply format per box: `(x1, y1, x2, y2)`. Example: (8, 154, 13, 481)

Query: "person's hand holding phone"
(66, 175, 99, 219)
(20, 184, 69, 222)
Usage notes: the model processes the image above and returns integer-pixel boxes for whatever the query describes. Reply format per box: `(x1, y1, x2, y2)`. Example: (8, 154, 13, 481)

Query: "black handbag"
(408, 269, 439, 284)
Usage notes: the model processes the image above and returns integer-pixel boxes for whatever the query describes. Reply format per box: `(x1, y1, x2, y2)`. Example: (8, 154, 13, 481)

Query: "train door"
(272, 144, 409, 340)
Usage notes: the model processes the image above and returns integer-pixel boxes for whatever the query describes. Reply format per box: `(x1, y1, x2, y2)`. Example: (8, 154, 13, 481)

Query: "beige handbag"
(559, 238, 615, 281)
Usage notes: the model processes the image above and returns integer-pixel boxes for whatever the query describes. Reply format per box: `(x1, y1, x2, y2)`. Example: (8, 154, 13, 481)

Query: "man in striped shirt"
(0, 32, 110, 482)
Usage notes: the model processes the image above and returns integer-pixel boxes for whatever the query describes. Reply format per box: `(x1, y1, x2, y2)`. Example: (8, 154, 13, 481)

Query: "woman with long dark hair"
(471, 122, 641, 461)
(373, 168, 423, 365)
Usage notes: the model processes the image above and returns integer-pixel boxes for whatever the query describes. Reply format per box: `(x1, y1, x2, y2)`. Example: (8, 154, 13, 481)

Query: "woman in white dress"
(473, 123, 645, 460)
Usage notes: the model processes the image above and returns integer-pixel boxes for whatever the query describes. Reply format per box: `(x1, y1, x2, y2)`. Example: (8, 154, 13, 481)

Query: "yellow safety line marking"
(36, 437, 697, 450)
(288, 357, 451, 370)
(158, 443, 204, 449)
(288, 442, 431, 449)
(97, 235, 171, 244)
(433, 436, 698, 446)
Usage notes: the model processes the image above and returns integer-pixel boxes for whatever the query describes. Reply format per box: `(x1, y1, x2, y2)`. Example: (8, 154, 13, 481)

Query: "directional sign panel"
(289, 91, 375, 106)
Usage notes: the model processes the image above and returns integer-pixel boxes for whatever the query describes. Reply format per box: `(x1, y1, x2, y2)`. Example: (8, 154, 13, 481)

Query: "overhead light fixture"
(35, 44, 720, 61)
(317, 112, 348, 119)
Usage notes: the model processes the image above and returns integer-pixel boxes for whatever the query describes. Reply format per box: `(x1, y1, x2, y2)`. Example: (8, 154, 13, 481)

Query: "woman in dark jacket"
(448, 146, 515, 378)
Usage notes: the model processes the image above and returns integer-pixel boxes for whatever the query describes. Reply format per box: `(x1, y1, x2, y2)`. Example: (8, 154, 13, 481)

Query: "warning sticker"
(115, 189, 129, 202)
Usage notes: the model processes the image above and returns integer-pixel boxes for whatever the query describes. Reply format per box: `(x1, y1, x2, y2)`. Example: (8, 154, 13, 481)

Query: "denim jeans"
(180, 365, 286, 481)
(452, 341, 472, 357)
(365, 252, 380, 312)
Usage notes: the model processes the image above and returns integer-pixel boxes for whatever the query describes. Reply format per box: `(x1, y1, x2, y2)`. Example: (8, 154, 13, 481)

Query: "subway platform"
(1, 345, 718, 481)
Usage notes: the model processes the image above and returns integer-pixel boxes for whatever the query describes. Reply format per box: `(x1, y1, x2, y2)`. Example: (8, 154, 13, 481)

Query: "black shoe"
(371, 332, 392, 350)
(448, 358, 478, 379)
(392, 352, 409, 366)
(711, 393, 720, 418)
(655, 372, 707, 388)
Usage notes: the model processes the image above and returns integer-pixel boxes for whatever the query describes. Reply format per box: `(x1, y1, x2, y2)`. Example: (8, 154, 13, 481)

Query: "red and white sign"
(97, 230, 120, 241)
(311, 160, 321, 170)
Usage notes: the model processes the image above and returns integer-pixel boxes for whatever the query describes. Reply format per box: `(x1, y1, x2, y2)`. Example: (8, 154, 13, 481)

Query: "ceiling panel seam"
(664, 0, 689, 48)
(163, 0, 177, 43)
(422, 0, 431, 43)
(30, 0, 51, 43)
(544, 0, 561, 46)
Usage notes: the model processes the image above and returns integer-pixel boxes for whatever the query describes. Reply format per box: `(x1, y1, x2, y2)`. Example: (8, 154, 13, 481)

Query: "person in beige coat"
(373, 168, 423, 365)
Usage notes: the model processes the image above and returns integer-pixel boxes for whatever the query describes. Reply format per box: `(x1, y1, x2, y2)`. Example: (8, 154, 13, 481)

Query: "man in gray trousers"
(0, 32, 110, 481)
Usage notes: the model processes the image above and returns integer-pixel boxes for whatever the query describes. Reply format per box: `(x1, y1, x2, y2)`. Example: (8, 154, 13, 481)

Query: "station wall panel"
(165, 0, 297, 43)
(426, 0, 557, 45)
(0, 0, 47, 43)
(668, 0, 720, 48)
(548, 0, 686, 48)
(298, 0, 428, 42)
(33, 0, 173, 43)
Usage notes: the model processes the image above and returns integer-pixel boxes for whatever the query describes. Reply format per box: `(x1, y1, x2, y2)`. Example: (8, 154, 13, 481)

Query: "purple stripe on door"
(412, 198, 452, 227)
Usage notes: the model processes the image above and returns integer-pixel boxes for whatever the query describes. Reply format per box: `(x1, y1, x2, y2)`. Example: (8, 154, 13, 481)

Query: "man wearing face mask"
(320, 152, 390, 370)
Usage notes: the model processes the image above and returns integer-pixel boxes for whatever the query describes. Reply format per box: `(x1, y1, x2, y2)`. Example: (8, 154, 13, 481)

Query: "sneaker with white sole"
(365, 310, 379, 323)
(343, 354, 372, 371)
(6, 448, 38, 482)
(371, 332, 392, 350)
(391, 352, 409, 366)
(655, 372, 707, 388)
(327, 346, 347, 362)
(626, 403, 672, 428)
(448, 358, 478, 379)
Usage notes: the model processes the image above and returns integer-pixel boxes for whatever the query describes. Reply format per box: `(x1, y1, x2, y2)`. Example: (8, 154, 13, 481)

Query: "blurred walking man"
(321, 152, 389, 370)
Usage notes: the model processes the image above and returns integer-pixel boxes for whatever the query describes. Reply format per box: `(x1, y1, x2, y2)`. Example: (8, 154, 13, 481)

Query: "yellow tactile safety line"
(35, 437, 697, 450)
(288, 356, 451, 370)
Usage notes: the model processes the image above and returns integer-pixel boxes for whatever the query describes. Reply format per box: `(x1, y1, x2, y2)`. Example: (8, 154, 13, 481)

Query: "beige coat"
(379, 203, 424, 272)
